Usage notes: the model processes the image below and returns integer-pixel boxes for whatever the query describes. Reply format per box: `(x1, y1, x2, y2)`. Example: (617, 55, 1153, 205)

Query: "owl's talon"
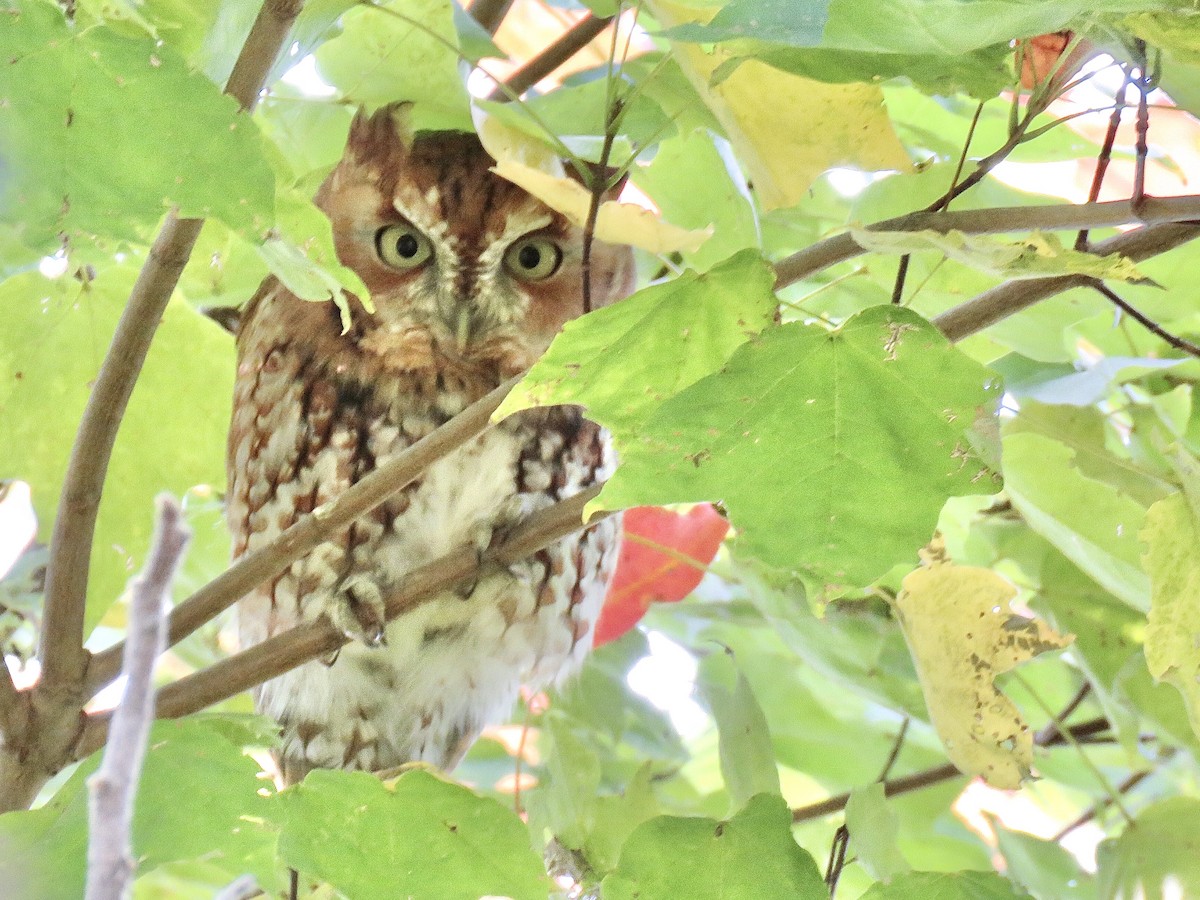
(328, 575, 388, 647)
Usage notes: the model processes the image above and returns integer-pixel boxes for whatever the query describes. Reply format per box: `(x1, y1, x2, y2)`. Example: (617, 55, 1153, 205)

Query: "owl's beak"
(453, 305, 473, 352)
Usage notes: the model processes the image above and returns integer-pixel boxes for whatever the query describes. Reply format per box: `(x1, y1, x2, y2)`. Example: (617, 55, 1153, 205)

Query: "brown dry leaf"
(473, 108, 711, 254)
(646, 0, 911, 211)
(893, 550, 1073, 789)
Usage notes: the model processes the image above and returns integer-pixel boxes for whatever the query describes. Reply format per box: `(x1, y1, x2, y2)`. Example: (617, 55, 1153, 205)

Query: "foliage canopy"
(3, 0, 1200, 897)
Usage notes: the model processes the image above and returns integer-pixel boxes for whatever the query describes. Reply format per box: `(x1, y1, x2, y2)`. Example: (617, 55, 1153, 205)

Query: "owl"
(226, 104, 634, 783)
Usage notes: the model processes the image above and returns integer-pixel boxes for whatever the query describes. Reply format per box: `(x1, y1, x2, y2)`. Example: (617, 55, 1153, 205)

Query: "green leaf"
(584, 763, 661, 876)
(0, 268, 234, 630)
(849, 230, 1146, 283)
(1141, 492, 1200, 740)
(313, 0, 471, 133)
(995, 355, 1184, 409)
(276, 769, 548, 900)
(697, 650, 781, 810)
(1002, 430, 1150, 610)
(861, 870, 1029, 898)
(662, 0, 830, 45)
(846, 783, 910, 881)
(496, 250, 776, 432)
(995, 827, 1095, 900)
(632, 128, 761, 272)
(0, 2, 274, 256)
(1096, 797, 1200, 900)
(0, 718, 278, 899)
(597, 305, 1002, 586)
(601, 793, 827, 900)
(820, 0, 1138, 55)
(714, 43, 1011, 99)
(526, 716, 602, 851)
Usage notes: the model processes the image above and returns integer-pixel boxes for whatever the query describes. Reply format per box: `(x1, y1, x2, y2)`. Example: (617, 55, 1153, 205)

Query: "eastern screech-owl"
(227, 104, 633, 782)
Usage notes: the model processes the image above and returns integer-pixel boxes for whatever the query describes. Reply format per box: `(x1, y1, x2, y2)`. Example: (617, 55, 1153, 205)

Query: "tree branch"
(771, 195, 1200, 290)
(74, 489, 608, 759)
(487, 13, 614, 101)
(933, 222, 1200, 342)
(38, 0, 305, 701)
(0, 0, 307, 815)
(791, 717, 1113, 823)
(225, 0, 305, 113)
(85, 497, 188, 900)
(83, 374, 521, 697)
(469, 0, 514, 35)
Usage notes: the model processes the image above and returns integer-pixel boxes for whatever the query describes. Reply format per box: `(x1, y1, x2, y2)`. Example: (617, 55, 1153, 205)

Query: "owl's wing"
(227, 280, 358, 645)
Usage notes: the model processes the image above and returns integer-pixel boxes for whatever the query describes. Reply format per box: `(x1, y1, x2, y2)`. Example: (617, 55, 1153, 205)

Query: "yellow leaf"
(473, 107, 711, 254)
(646, 0, 911, 210)
(894, 556, 1072, 789)
(1142, 492, 1200, 740)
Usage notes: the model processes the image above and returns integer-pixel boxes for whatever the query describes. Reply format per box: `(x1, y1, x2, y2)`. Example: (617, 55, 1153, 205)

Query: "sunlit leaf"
(1096, 798, 1200, 900)
(602, 794, 826, 900)
(647, 0, 911, 210)
(276, 769, 549, 900)
(893, 548, 1072, 789)
(597, 305, 1002, 586)
(0, 1, 274, 256)
(1141, 492, 1200, 740)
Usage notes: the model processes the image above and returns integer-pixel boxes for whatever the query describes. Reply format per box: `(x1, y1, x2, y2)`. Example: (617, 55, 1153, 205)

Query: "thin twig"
(1051, 753, 1173, 843)
(875, 718, 909, 783)
(83, 374, 521, 697)
(824, 825, 850, 896)
(488, 14, 614, 101)
(85, 497, 189, 900)
(1076, 73, 1131, 250)
(933, 222, 1200, 342)
(74, 489, 609, 759)
(791, 717, 1112, 823)
(1088, 280, 1200, 358)
(771, 195, 1200, 290)
(1034, 682, 1092, 745)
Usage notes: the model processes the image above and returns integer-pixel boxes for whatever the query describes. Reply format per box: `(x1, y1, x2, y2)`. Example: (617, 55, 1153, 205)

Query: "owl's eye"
(504, 237, 563, 281)
(376, 223, 433, 270)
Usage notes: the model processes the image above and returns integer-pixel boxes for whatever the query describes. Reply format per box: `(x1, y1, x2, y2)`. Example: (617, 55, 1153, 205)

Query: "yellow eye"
(504, 237, 563, 281)
(375, 223, 433, 270)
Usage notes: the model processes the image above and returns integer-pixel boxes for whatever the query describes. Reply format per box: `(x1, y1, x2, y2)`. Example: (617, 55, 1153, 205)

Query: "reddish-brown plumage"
(227, 105, 633, 780)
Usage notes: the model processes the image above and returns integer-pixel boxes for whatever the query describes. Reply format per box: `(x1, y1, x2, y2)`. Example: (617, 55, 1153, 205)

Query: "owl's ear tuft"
(346, 102, 415, 164)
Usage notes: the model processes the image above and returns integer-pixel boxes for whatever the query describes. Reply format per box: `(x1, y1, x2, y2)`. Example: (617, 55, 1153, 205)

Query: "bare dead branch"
(83, 375, 522, 697)
(468, 0, 514, 35)
(487, 14, 614, 101)
(74, 488, 608, 759)
(85, 497, 188, 900)
(933, 222, 1200, 342)
(771, 195, 1200, 290)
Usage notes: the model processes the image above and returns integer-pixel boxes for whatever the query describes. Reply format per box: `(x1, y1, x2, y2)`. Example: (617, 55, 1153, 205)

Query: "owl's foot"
(327, 574, 389, 647)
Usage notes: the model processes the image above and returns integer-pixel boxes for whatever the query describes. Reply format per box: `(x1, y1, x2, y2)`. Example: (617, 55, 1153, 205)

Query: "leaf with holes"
(596, 305, 1002, 587)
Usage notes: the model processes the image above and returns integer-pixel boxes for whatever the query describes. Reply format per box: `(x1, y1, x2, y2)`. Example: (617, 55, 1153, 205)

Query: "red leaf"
(593, 505, 730, 647)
